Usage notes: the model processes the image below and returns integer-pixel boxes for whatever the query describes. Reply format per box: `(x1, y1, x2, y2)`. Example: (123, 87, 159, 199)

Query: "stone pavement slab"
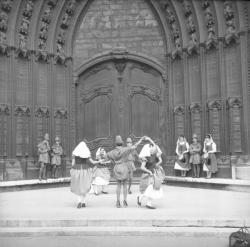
(0, 185, 249, 227)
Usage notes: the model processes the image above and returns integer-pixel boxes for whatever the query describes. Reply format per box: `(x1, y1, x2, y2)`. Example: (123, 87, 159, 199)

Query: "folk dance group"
(70, 135, 165, 209)
(174, 134, 218, 179)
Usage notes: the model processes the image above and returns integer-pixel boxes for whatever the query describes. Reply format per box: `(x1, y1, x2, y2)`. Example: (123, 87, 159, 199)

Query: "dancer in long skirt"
(38, 133, 50, 180)
(126, 137, 139, 194)
(189, 134, 201, 178)
(202, 134, 218, 179)
(51, 136, 63, 179)
(174, 135, 190, 177)
(70, 140, 100, 208)
(92, 147, 111, 195)
(137, 137, 165, 209)
(104, 135, 145, 208)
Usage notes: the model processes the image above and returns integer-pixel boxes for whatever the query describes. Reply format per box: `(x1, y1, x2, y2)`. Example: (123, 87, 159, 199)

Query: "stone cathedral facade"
(0, 0, 250, 181)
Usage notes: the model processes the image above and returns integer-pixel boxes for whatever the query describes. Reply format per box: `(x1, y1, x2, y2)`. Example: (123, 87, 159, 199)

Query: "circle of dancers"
(37, 133, 218, 209)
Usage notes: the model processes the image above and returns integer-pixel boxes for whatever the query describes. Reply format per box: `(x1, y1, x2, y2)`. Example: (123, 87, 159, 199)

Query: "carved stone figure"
(48, 0, 58, 8)
(66, 0, 77, 16)
(1, 0, 13, 13)
(61, 13, 71, 29)
(183, 0, 192, 17)
(42, 7, 52, 24)
(0, 31, 8, 55)
(224, 1, 234, 21)
(23, 0, 34, 18)
(19, 17, 30, 35)
(0, 11, 8, 32)
(187, 15, 195, 34)
(57, 30, 65, 45)
(39, 22, 48, 40)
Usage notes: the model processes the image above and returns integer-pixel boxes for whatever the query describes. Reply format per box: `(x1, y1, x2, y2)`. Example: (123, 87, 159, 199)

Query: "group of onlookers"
(174, 134, 218, 179)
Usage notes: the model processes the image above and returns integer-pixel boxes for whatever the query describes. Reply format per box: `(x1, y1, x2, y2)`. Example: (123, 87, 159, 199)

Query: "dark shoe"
(137, 196, 141, 206)
(94, 192, 99, 196)
(39, 177, 42, 181)
(123, 200, 128, 207)
(77, 203, 82, 209)
(146, 205, 156, 209)
(128, 190, 132, 194)
(81, 203, 86, 208)
(102, 191, 108, 194)
(116, 201, 121, 208)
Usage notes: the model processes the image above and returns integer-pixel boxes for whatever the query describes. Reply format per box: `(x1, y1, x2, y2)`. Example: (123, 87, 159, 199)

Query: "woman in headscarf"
(105, 135, 146, 208)
(137, 137, 165, 209)
(189, 134, 202, 178)
(70, 140, 100, 208)
(92, 147, 111, 195)
(174, 135, 190, 177)
(202, 134, 218, 179)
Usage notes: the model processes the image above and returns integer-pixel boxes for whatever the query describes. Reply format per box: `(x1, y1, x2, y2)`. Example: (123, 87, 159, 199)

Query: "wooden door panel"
(131, 93, 159, 138)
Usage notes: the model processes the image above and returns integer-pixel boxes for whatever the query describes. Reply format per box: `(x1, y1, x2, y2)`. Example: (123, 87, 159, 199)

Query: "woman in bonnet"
(202, 134, 218, 179)
(92, 147, 111, 195)
(137, 137, 165, 209)
(70, 140, 100, 208)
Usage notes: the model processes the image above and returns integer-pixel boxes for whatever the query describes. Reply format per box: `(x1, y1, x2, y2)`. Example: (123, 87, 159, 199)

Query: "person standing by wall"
(189, 134, 202, 178)
(38, 133, 50, 180)
(51, 136, 63, 179)
(202, 134, 218, 179)
(174, 135, 190, 177)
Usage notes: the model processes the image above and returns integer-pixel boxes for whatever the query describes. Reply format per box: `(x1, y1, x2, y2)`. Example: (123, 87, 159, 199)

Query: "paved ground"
(0, 184, 250, 247)
(0, 184, 249, 223)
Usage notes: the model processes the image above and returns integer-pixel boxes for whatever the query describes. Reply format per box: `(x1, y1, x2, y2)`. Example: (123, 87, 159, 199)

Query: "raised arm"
(132, 136, 146, 149)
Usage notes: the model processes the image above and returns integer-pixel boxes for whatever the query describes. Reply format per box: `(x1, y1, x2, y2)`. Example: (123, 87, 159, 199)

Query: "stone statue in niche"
(183, 0, 192, 17)
(187, 15, 196, 34)
(39, 22, 48, 41)
(19, 17, 30, 35)
(54, 43, 66, 65)
(57, 29, 65, 45)
(48, 0, 58, 8)
(1, 0, 13, 13)
(36, 39, 49, 63)
(224, 1, 234, 21)
(187, 32, 198, 55)
(0, 31, 8, 55)
(61, 13, 71, 29)
(66, 0, 77, 16)
(224, 1, 238, 45)
(23, 0, 34, 19)
(165, 5, 175, 24)
(17, 32, 29, 58)
(42, 7, 52, 24)
(0, 11, 8, 32)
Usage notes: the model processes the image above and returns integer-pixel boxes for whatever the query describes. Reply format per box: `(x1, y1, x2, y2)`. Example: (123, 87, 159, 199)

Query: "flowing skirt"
(174, 154, 191, 171)
(70, 168, 93, 196)
(139, 173, 163, 199)
(202, 153, 218, 173)
(92, 167, 110, 185)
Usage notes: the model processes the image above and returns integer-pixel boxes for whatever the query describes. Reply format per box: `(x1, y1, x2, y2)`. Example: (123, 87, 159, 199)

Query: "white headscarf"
(72, 141, 91, 158)
(96, 147, 106, 160)
(139, 144, 162, 158)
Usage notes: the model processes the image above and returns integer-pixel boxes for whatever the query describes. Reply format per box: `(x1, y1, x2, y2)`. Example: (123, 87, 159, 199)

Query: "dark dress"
(174, 142, 190, 170)
(139, 154, 158, 193)
(203, 143, 218, 173)
(189, 142, 201, 165)
(70, 156, 93, 196)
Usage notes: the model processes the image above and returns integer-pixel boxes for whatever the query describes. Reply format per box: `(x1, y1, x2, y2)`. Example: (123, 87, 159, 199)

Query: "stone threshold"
(1, 176, 250, 190)
(0, 226, 242, 237)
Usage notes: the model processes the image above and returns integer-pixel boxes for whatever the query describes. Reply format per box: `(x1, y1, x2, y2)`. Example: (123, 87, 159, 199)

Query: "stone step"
(0, 218, 249, 228)
(0, 226, 240, 237)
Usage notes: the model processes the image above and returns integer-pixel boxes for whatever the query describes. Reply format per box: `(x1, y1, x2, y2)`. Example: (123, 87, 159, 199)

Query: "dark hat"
(115, 135, 123, 145)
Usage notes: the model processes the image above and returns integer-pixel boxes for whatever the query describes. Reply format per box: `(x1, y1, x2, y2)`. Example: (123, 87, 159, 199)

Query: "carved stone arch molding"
(74, 48, 167, 82)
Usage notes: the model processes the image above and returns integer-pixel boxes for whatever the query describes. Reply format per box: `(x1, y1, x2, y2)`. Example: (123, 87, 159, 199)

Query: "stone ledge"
(165, 176, 250, 186)
(0, 226, 242, 237)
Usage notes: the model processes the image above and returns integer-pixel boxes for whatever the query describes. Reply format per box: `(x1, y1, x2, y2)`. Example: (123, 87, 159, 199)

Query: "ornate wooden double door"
(76, 59, 166, 153)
